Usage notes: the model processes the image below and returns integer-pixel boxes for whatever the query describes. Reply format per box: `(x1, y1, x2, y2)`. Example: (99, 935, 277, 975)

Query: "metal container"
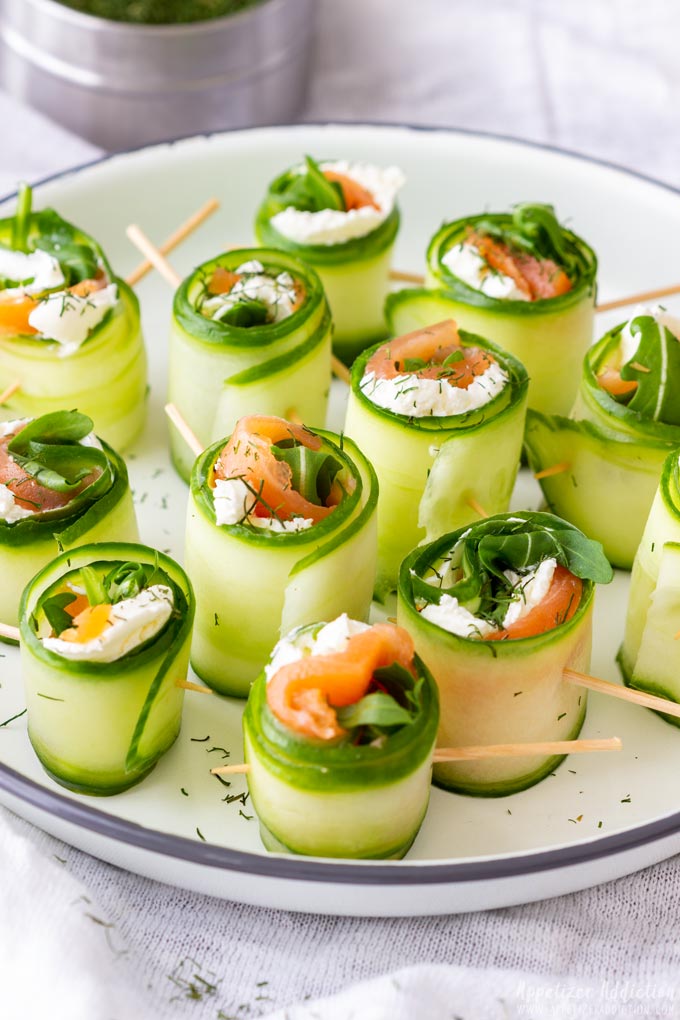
(0, 0, 315, 151)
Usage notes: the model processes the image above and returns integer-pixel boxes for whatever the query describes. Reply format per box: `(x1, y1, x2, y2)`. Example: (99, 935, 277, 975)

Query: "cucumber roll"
(19, 542, 195, 795)
(526, 306, 680, 569)
(169, 248, 332, 482)
(0, 185, 146, 451)
(243, 614, 439, 858)
(255, 156, 404, 364)
(0, 410, 138, 632)
(398, 512, 613, 796)
(185, 414, 378, 696)
(386, 204, 597, 415)
(618, 450, 680, 718)
(344, 320, 528, 600)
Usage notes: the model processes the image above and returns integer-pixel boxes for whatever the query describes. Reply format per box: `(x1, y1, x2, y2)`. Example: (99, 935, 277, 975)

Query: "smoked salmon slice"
(597, 368, 638, 398)
(485, 565, 582, 641)
(267, 622, 416, 740)
(0, 421, 101, 512)
(366, 319, 495, 389)
(322, 170, 379, 211)
(467, 230, 572, 301)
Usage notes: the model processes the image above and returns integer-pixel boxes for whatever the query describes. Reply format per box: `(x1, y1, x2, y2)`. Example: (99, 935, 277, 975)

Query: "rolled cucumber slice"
(0, 205, 147, 451)
(0, 436, 138, 632)
(255, 167, 401, 364)
(185, 430, 378, 697)
(619, 450, 680, 695)
(398, 512, 606, 796)
(242, 641, 439, 859)
(527, 323, 680, 570)
(168, 248, 332, 482)
(19, 542, 195, 795)
(344, 329, 528, 600)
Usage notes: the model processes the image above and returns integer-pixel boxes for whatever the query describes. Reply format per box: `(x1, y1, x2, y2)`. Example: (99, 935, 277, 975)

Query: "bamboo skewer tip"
(164, 403, 204, 459)
(125, 198, 219, 287)
(0, 380, 21, 406)
(0, 622, 20, 642)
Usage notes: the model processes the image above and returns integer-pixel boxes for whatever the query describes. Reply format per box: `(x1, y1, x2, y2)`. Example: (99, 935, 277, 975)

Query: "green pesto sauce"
(55, 0, 261, 24)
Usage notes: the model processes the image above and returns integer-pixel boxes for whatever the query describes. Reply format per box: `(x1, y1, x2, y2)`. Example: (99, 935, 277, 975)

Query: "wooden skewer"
(0, 623, 20, 642)
(0, 380, 21, 405)
(127, 223, 351, 385)
(534, 461, 571, 480)
(164, 402, 204, 458)
(212, 735, 622, 776)
(176, 678, 214, 695)
(432, 737, 621, 762)
(596, 283, 680, 314)
(467, 497, 489, 518)
(564, 668, 680, 720)
(125, 198, 219, 287)
(390, 268, 425, 285)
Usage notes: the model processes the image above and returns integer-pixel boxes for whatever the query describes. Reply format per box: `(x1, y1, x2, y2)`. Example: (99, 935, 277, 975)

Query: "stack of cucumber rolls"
(185, 414, 378, 696)
(526, 305, 680, 568)
(344, 319, 529, 599)
(255, 155, 404, 364)
(19, 542, 195, 795)
(386, 204, 597, 415)
(0, 410, 137, 630)
(619, 449, 680, 715)
(243, 614, 439, 858)
(0, 185, 146, 451)
(168, 247, 332, 482)
(398, 512, 613, 796)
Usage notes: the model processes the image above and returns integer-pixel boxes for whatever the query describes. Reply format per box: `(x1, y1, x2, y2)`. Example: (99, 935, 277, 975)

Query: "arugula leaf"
(11, 183, 32, 254)
(620, 316, 680, 426)
(7, 410, 108, 495)
(402, 357, 428, 372)
(79, 565, 107, 607)
(336, 691, 414, 730)
(442, 350, 465, 366)
(267, 155, 345, 216)
(104, 561, 152, 603)
(272, 442, 342, 506)
(475, 203, 582, 275)
(42, 591, 77, 635)
(34, 239, 98, 287)
(215, 299, 269, 328)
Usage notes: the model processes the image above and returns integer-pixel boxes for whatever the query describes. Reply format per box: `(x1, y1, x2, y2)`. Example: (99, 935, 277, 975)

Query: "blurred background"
(1, 0, 678, 191)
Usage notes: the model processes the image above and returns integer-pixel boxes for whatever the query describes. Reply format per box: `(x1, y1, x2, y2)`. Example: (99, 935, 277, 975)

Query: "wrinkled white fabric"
(3, 2, 680, 1019)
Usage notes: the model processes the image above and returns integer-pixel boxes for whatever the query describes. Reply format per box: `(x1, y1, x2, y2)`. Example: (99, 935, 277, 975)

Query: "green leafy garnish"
(79, 565, 107, 607)
(620, 315, 680, 425)
(7, 410, 108, 495)
(42, 591, 77, 634)
(214, 299, 269, 328)
(267, 155, 345, 216)
(475, 203, 582, 276)
(402, 357, 428, 373)
(272, 441, 343, 506)
(11, 183, 32, 254)
(104, 561, 153, 603)
(336, 691, 414, 730)
(336, 661, 421, 739)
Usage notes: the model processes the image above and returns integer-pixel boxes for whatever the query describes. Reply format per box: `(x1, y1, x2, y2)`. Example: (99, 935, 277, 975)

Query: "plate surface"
(1, 124, 679, 917)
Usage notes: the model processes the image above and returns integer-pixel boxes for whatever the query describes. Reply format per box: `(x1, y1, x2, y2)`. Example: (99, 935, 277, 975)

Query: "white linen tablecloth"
(3, 2, 680, 1017)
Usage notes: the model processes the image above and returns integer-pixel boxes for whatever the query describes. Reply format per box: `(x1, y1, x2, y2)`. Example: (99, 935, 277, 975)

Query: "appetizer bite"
(0, 185, 146, 450)
(344, 320, 528, 599)
(169, 247, 332, 482)
(19, 542, 194, 795)
(255, 156, 404, 364)
(243, 615, 439, 858)
(526, 305, 680, 568)
(386, 204, 597, 415)
(185, 414, 378, 696)
(398, 512, 613, 796)
(0, 410, 138, 632)
(619, 449, 680, 718)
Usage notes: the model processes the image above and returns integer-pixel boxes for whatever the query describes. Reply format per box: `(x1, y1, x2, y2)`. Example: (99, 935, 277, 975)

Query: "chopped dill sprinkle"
(557, 712, 566, 721)
(190, 735, 210, 742)
(239, 809, 254, 821)
(196, 827, 206, 841)
(0, 708, 27, 728)
(207, 746, 230, 759)
(180, 788, 189, 797)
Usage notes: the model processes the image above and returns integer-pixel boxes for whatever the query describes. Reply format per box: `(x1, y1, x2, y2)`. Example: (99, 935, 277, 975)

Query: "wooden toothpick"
(467, 497, 489, 518)
(0, 380, 21, 406)
(0, 622, 20, 642)
(564, 669, 680, 720)
(125, 198, 220, 287)
(389, 268, 425, 285)
(176, 678, 214, 695)
(164, 403, 204, 458)
(596, 283, 680, 314)
(534, 461, 571, 480)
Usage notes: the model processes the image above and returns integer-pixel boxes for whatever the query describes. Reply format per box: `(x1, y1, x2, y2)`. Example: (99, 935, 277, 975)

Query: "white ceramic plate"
(1, 124, 679, 918)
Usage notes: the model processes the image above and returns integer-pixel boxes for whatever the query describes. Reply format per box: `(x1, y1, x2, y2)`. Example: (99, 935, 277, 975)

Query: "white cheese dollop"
(441, 242, 529, 302)
(0, 247, 65, 295)
(420, 558, 558, 638)
(360, 361, 508, 417)
(213, 477, 312, 532)
(0, 482, 34, 522)
(42, 584, 174, 663)
(265, 613, 371, 681)
(28, 283, 118, 356)
(270, 161, 405, 246)
(202, 261, 298, 324)
(619, 303, 680, 365)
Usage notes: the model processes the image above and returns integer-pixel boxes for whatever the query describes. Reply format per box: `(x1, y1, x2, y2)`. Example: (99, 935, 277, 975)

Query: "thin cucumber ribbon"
(397, 512, 611, 796)
(19, 542, 195, 795)
(619, 449, 680, 719)
(386, 209, 597, 416)
(169, 247, 332, 482)
(526, 317, 680, 569)
(344, 328, 529, 600)
(185, 428, 378, 697)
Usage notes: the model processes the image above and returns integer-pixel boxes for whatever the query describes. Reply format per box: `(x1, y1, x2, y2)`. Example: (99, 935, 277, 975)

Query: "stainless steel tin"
(0, 0, 315, 151)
